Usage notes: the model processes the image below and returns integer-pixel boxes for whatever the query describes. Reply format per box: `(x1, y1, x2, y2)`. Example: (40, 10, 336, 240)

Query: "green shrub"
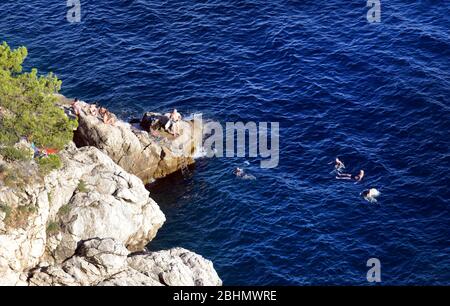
(46, 221, 60, 236)
(77, 179, 89, 193)
(0, 146, 32, 162)
(0, 163, 34, 188)
(47, 191, 53, 204)
(18, 204, 37, 215)
(0, 42, 78, 150)
(0, 203, 12, 221)
(58, 204, 70, 216)
(0, 203, 35, 229)
(37, 155, 62, 175)
(2, 170, 20, 188)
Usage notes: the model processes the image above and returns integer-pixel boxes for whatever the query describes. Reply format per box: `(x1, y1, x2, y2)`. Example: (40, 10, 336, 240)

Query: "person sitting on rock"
(99, 106, 107, 117)
(30, 142, 41, 158)
(71, 98, 83, 116)
(89, 104, 98, 116)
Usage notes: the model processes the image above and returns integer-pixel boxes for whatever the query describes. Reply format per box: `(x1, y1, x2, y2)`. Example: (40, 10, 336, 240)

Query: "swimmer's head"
(361, 190, 369, 197)
(235, 167, 244, 177)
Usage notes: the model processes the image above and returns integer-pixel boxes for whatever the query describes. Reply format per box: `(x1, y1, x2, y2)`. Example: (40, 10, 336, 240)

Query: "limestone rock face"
(0, 144, 165, 284)
(73, 103, 203, 184)
(29, 238, 222, 286)
(29, 238, 130, 286)
(0, 180, 50, 286)
(126, 248, 222, 286)
(46, 145, 166, 262)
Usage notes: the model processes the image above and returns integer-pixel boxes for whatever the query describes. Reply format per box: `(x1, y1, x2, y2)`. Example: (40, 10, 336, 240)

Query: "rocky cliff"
(0, 101, 221, 286)
(29, 238, 221, 286)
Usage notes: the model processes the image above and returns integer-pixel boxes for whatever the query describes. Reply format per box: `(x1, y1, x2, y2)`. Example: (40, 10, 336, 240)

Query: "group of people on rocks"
(71, 98, 116, 125)
(71, 98, 185, 138)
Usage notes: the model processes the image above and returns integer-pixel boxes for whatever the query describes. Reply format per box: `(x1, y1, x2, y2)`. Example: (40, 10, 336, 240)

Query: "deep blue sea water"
(0, 1, 449, 285)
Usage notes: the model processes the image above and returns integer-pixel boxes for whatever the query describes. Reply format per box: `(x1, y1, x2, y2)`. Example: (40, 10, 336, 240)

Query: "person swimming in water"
(234, 167, 245, 177)
(361, 188, 380, 203)
(329, 157, 345, 174)
(233, 167, 256, 180)
(334, 158, 345, 172)
(336, 169, 365, 182)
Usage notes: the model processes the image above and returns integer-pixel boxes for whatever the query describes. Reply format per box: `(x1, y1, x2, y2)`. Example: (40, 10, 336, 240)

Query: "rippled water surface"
(0, 1, 449, 285)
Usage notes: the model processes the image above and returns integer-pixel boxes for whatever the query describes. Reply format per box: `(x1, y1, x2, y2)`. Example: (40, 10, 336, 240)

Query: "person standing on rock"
(172, 109, 182, 122)
(165, 109, 182, 136)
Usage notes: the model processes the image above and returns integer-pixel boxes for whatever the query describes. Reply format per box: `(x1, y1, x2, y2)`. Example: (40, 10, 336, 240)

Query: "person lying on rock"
(103, 111, 116, 125)
(99, 106, 116, 125)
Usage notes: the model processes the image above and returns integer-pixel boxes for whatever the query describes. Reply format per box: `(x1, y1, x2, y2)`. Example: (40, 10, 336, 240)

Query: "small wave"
(183, 112, 203, 121)
(193, 146, 209, 159)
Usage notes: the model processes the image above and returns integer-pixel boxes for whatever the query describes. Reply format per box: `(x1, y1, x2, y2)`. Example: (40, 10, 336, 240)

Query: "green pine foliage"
(0, 146, 32, 162)
(36, 155, 63, 175)
(0, 42, 78, 150)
